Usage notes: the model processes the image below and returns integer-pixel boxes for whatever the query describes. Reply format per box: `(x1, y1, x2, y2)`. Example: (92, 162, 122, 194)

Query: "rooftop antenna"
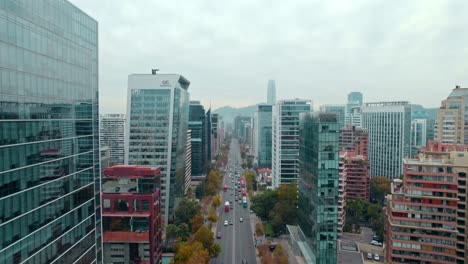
(151, 68, 159, 75)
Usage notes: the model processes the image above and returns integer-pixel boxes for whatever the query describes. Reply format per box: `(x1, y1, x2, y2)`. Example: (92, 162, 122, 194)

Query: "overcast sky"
(72, 0, 468, 113)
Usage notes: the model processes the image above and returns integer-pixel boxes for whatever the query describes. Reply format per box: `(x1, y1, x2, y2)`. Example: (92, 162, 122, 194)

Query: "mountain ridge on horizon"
(213, 104, 258, 124)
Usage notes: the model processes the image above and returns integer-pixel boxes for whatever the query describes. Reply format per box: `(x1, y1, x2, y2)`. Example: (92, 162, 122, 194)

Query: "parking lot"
(340, 227, 384, 263)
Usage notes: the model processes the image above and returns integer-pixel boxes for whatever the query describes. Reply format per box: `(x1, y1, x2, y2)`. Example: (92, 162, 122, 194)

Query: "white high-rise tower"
(267, 80, 276, 104)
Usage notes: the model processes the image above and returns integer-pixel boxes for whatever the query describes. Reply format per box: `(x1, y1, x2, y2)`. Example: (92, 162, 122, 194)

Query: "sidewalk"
(248, 204, 262, 264)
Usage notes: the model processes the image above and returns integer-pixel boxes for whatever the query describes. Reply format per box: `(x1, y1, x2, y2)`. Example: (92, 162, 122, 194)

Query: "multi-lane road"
(212, 139, 257, 264)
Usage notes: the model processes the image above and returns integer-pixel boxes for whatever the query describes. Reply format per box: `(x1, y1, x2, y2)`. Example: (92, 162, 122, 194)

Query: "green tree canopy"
(175, 198, 201, 228)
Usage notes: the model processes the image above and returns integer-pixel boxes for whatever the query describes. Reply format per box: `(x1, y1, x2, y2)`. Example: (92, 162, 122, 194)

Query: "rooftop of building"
(277, 99, 312, 104)
(404, 151, 468, 166)
(103, 231, 150, 243)
(128, 73, 190, 90)
(448, 85, 468, 98)
(363, 101, 409, 107)
(103, 165, 161, 179)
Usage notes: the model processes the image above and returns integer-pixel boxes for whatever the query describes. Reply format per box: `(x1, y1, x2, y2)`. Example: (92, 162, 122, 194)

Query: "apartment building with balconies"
(385, 149, 468, 264)
(102, 165, 163, 264)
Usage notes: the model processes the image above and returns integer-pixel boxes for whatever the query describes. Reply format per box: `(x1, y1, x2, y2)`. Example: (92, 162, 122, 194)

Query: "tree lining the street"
(251, 183, 298, 236)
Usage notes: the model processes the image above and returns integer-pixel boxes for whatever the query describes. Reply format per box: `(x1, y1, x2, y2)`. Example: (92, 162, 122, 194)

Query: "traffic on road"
(212, 139, 256, 264)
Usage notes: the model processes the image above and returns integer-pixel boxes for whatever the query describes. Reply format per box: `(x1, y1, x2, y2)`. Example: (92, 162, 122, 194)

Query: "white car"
(366, 253, 372, 259)
(224, 220, 228, 226)
(239, 217, 243, 222)
(371, 240, 382, 246)
(374, 254, 380, 261)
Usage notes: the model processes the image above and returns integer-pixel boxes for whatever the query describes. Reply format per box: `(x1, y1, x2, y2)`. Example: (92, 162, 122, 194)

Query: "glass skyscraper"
(254, 104, 272, 168)
(125, 73, 190, 227)
(267, 80, 276, 104)
(362, 102, 411, 178)
(319, 104, 345, 129)
(99, 114, 125, 165)
(272, 99, 311, 188)
(189, 101, 206, 176)
(297, 112, 339, 264)
(0, 0, 100, 263)
(345, 92, 363, 127)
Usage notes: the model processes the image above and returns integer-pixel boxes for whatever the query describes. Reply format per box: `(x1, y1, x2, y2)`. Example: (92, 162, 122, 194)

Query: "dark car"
(241, 259, 247, 264)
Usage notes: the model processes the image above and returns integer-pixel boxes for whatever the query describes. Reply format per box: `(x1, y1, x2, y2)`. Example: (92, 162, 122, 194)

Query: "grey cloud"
(72, 0, 468, 113)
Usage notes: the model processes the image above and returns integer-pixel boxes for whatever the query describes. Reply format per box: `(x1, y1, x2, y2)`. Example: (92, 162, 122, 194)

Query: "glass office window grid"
(0, 0, 100, 263)
(361, 102, 411, 179)
(272, 99, 311, 188)
(127, 76, 190, 226)
(99, 114, 125, 165)
(320, 105, 345, 129)
(298, 112, 339, 264)
(189, 101, 206, 176)
(255, 104, 272, 168)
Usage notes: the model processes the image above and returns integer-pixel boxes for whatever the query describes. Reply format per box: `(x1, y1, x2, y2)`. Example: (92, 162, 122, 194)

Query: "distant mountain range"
(212, 104, 439, 125)
(213, 105, 257, 124)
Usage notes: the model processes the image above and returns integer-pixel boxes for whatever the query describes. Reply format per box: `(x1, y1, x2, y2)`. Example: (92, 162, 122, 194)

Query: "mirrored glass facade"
(0, 0, 99, 263)
(126, 74, 190, 227)
(298, 112, 339, 264)
(255, 104, 272, 168)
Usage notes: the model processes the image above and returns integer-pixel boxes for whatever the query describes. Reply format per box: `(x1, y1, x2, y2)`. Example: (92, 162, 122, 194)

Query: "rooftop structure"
(102, 165, 163, 264)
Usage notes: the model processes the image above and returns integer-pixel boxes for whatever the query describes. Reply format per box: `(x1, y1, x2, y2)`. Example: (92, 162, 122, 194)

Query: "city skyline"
(71, 0, 468, 113)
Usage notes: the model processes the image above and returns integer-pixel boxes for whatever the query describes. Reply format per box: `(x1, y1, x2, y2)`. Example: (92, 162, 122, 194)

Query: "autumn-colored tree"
(193, 226, 214, 250)
(174, 241, 210, 264)
(207, 208, 218, 223)
(277, 182, 297, 205)
(255, 222, 264, 237)
(206, 170, 222, 196)
(370, 176, 391, 203)
(244, 172, 256, 191)
(273, 243, 288, 264)
(191, 213, 203, 234)
(212, 194, 222, 208)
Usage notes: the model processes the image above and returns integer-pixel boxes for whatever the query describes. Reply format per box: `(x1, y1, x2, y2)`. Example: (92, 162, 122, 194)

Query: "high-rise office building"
(297, 112, 339, 264)
(184, 130, 192, 196)
(435, 86, 468, 144)
(211, 113, 219, 160)
(205, 108, 212, 166)
(102, 165, 163, 264)
(345, 92, 363, 127)
(362, 102, 411, 178)
(234, 116, 251, 139)
(346, 106, 362, 128)
(100, 114, 126, 165)
(272, 99, 312, 188)
(347, 92, 363, 105)
(410, 119, 428, 157)
(320, 104, 346, 128)
(267, 80, 276, 104)
(385, 146, 468, 264)
(0, 1, 101, 263)
(338, 154, 347, 237)
(254, 104, 273, 168)
(189, 101, 206, 176)
(125, 73, 190, 226)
